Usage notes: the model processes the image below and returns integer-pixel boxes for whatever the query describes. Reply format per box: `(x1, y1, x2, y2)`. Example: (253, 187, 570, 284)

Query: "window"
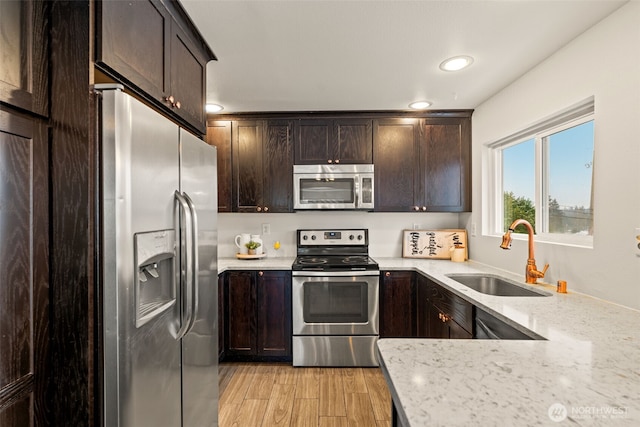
(488, 98, 595, 246)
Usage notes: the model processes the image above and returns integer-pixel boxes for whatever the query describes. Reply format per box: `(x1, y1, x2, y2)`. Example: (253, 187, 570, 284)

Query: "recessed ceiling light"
(409, 101, 432, 110)
(439, 55, 474, 72)
(206, 103, 224, 113)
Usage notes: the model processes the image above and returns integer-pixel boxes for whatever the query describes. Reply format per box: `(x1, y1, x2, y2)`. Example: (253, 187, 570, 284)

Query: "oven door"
(292, 271, 379, 336)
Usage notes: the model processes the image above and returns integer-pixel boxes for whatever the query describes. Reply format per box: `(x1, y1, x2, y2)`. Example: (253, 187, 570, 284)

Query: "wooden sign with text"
(402, 229, 468, 259)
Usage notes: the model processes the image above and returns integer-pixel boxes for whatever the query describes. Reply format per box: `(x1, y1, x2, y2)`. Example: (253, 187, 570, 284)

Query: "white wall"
(463, 1, 640, 310)
(218, 212, 459, 259)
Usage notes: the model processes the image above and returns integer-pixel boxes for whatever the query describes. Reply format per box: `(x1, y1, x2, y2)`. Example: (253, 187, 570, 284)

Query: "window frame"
(486, 98, 595, 248)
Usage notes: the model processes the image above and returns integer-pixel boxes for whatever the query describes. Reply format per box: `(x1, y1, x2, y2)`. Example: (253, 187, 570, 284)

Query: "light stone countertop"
(218, 256, 295, 273)
(217, 255, 640, 425)
(373, 258, 640, 426)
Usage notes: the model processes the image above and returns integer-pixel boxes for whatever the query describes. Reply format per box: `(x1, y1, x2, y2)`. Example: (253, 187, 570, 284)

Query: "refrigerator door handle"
(174, 191, 194, 340)
(183, 192, 199, 334)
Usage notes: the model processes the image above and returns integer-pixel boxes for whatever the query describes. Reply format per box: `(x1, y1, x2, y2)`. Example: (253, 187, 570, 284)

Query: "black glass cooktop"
(292, 255, 379, 271)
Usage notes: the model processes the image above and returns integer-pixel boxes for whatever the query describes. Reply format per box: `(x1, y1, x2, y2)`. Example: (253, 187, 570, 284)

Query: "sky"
(503, 121, 594, 209)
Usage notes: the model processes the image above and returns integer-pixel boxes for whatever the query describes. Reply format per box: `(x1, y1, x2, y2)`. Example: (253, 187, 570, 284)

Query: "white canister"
(450, 246, 465, 263)
(235, 233, 251, 255)
(250, 234, 263, 255)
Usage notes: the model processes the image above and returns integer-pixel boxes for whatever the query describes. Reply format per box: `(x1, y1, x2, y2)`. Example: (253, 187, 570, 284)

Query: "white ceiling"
(181, 0, 627, 113)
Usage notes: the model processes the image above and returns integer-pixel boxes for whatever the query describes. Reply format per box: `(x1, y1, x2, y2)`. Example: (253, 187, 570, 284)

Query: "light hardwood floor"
(219, 362, 392, 427)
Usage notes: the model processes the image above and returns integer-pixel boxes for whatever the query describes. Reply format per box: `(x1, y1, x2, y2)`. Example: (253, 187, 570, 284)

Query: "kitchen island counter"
(374, 258, 640, 426)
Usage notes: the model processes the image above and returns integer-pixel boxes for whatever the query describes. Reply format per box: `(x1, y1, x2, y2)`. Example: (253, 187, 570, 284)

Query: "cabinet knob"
(335, 159, 340, 164)
(385, 272, 391, 277)
(256, 207, 262, 212)
(328, 159, 333, 164)
(264, 206, 269, 212)
(258, 271, 264, 277)
(413, 206, 419, 211)
(164, 95, 181, 109)
(421, 206, 427, 211)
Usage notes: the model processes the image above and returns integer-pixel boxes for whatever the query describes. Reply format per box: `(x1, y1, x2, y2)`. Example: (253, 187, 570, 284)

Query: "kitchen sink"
(446, 274, 551, 297)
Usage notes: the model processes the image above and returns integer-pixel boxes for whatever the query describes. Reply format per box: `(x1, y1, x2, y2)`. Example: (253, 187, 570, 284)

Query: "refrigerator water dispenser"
(134, 230, 177, 327)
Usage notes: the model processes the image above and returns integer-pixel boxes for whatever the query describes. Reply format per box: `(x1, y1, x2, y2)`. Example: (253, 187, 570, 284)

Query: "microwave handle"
(354, 176, 360, 208)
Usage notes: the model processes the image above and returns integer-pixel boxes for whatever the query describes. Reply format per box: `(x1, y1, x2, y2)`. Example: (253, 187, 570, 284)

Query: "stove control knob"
(311, 235, 316, 240)
(349, 234, 355, 240)
(302, 235, 308, 240)
(357, 234, 363, 240)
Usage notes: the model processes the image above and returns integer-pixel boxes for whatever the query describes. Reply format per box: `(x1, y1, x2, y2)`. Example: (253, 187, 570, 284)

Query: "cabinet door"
(257, 271, 292, 357)
(206, 121, 232, 212)
(225, 271, 257, 356)
(218, 274, 225, 360)
(263, 120, 294, 212)
(415, 274, 430, 337)
(97, 0, 170, 100)
(448, 319, 473, 339)
(426, 302, 448, 338)
(0, 0, 48, 116)
(294, 119, 332, 164)
(233, 121, 264, 212)
(421, 118, 471, 212)
(424, 278, 473, 337)
(294, 119, 373, 164)
(0, 109, 49, 425)
(380, 271, 415, 338)
(373, 119, 421, 211)
(334, 119, 373, 164)
(169, 21, 208, 133)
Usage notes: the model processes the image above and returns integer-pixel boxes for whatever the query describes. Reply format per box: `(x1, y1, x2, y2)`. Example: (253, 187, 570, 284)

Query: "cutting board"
(402, 229, 468, 259)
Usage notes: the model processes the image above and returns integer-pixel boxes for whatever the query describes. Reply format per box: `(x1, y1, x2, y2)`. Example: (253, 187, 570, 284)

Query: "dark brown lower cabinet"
(224, 270, 292, 360)
(380, 271, 416, 338)
(391, 271, 474, 339)
(218, 274, 225, 360)
(417, 274, 473, 339)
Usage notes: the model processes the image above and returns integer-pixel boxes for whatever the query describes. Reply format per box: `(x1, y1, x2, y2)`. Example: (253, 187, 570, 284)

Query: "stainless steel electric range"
(291, 229, 380, 367)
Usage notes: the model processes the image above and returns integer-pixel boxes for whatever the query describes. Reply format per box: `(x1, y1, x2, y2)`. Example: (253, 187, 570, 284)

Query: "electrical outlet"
(471, 223, 477, 237)
(413, 223, 419, 230)
(262, 223, 271, 235)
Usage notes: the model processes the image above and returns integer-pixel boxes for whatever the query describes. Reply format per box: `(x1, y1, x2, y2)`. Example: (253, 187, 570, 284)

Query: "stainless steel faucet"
(500, 219, 549, 284)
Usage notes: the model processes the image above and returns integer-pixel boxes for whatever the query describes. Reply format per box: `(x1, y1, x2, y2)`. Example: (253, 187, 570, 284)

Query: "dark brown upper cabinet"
(206, 120, 233, 212)
(373, 118, 422, 212)
(373, 115, 471, 212)
(96, 0, 215, 134)
(0, 108, 49, 426)
(294, 118, 373, 164)
(232, 120, 294, 213)
(0, 0, 49, 117)
(421, 117, 471, 212)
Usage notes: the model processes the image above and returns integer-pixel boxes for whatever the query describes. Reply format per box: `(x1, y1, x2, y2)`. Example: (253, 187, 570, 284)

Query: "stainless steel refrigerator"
(98, 85, 218, 426)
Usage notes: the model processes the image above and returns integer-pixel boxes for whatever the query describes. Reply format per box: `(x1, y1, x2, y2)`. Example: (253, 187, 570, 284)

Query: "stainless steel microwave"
(293, 164, 374, 210)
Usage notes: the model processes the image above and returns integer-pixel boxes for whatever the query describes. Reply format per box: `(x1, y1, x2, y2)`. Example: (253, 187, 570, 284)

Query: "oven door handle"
(292, 270, 380, 277)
